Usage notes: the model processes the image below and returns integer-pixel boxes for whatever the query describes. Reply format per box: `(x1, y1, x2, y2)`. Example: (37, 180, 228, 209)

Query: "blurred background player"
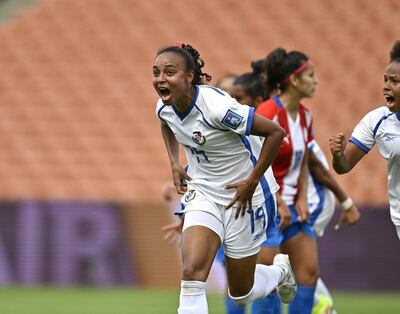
(153, 43, 295, 313)
(214, 73, 239, 95)
(329, 40, 400, 240)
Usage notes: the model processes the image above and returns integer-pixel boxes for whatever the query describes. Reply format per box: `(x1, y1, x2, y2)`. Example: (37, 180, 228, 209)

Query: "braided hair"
(157, 44, 212, 85)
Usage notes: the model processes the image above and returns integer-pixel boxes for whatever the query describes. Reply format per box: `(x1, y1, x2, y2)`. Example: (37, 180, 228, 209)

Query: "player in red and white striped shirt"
(256, 48, 318, 314)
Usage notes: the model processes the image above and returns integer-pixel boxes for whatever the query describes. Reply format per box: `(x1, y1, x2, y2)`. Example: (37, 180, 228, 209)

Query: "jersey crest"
(192, 131, 206, 145)
(184, 189, 196, 202)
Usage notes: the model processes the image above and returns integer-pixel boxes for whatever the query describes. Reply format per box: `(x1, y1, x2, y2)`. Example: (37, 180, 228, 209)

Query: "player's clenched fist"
(329, 132, 346, 156)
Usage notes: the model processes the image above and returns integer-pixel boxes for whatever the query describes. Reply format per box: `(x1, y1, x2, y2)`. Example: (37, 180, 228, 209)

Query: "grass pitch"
(0, 287, 399, 314)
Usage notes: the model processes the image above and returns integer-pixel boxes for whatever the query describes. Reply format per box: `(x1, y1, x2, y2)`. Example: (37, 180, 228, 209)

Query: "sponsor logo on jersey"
(384, 135, 396, 142)
(192, 131, 206, 145)
(184, 189, 196, 202)
(222, 110, 243, 130)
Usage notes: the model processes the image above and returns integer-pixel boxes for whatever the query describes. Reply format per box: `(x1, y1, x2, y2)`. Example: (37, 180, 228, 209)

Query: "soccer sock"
(288, 285, 316, 314)
(229, 264, 281, 307)
(252, 264, 282, 299)
(225, 295, 246, 314)
(315, 278, 333, 303)
(251, 291, 282, 314)
(178, 280, 208, 314)
(312, 279, 334, 314)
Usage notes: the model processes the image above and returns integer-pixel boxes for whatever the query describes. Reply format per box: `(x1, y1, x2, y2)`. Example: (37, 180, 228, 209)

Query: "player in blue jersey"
(330, 40, 400, 240)
(153, 43, 296, 314)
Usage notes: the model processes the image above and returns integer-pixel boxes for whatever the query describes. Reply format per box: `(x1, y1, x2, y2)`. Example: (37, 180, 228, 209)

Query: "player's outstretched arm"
(329, 133, 365, 174)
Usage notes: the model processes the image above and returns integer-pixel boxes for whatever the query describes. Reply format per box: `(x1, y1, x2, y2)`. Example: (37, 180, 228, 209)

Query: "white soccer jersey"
(350, 106, 400, 226)
(156, 85, 279, 207)
(307, 140, 335, 236)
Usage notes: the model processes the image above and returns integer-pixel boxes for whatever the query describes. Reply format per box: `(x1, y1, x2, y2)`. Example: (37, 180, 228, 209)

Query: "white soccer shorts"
(181, 189, 270, 259)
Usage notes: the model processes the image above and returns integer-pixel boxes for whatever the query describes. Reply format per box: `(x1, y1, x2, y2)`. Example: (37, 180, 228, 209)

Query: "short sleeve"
(349, 110, 377, 153)
(156, 99, 167, 124)
(209, 96, 255, 136)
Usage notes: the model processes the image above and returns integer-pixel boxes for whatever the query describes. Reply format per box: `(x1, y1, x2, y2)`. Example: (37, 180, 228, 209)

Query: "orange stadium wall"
(122, 203, 181, 287)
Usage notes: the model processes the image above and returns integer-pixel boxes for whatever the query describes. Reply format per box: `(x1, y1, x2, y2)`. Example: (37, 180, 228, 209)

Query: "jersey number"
(247, 206, 266, 234)
(187, 146, 210, 163)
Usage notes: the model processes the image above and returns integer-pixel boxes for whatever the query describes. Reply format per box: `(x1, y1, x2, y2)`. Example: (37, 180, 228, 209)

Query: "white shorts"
(181, 189, 270, 259)
(312, 189, 335, 237)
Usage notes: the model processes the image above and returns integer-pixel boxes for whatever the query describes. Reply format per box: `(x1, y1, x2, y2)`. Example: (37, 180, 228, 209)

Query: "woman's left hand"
(225, 179, 258, 219)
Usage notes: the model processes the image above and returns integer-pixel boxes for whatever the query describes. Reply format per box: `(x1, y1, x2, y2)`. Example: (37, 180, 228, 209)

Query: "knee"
(228, 288, 253, 306)
(296, 266, 319, 285)
(182, 264, 207, 282)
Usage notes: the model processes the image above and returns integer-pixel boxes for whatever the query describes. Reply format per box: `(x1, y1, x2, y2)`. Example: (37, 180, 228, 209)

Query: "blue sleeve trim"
(245, 107, 255, 135)
(349, 136, 370, 153)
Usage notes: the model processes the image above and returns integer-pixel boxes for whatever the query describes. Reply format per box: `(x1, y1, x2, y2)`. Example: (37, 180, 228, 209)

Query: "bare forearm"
(311, 164, 348, 202)
(297, 153, 309, 200)
(161, 123, 180, 166)
(250, 129, 284, 182)
(332, 154, 351, 174)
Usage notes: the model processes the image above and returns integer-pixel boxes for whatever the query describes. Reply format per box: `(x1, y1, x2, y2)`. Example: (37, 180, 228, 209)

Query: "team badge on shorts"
(184, 189, 196, 202)
(192, 131, 206, 145)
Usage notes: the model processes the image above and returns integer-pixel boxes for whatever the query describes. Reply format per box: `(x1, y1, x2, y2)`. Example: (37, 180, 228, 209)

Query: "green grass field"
(0, 287, 399, 314)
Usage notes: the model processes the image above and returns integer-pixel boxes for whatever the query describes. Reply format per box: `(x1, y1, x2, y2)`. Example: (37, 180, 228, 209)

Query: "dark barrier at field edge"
(0, 201, 136, 286)
(318, 205, 400, 290)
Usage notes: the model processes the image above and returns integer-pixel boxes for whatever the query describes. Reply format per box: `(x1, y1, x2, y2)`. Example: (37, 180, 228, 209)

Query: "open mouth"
(385, 94, 395, 105)
(158, 87, 172, 100)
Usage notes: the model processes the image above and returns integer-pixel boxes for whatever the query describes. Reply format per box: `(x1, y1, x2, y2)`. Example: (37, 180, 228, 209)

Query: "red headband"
(281, 60, 312, 84)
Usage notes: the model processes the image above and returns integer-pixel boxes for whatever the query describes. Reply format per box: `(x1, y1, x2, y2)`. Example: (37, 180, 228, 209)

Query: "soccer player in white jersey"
(307, 140, 360, 314)
(330, 40, 400, 240)
(152, 43, 296, 314)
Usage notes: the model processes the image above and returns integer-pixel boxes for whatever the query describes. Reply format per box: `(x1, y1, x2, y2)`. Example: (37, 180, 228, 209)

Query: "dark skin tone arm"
(160, 122, 192, 194)
(308, 149, 360, 229)
(161, 113, 284, 219)
(329, 133, 366, 174)
(225, 113, 285, 218)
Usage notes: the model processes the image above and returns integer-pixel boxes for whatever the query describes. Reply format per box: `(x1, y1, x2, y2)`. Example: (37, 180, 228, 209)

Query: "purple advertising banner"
(318, 206, 400, 290)
(0, 201, 136, 286)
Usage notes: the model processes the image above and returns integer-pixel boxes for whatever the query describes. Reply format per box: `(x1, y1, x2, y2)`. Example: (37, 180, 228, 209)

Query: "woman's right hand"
(329, 133, 346, 156)
(171, 163, 192, 194)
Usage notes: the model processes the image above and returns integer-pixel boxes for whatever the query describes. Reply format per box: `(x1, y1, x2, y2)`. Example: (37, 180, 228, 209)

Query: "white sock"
(178, 280, 208, 314)
(228, 264, 282, 306)
(315, 278, 333, 302)
(252, 264, 282, 299)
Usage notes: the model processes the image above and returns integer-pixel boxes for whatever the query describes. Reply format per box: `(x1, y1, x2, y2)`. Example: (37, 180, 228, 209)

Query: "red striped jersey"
(256, 96, 314, 205)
